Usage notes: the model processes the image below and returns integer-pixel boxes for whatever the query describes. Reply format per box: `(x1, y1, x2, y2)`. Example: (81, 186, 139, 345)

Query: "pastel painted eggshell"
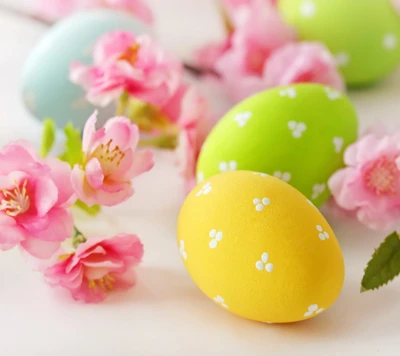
(177, 171, 345, 323)
(21, 9, 149, 129)
(278, 0, 400, 86)
(196, 84, 358, 207)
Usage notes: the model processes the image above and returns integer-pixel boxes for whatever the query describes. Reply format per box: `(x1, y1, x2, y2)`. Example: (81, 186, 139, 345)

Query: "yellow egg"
(177, 171, 345, 323)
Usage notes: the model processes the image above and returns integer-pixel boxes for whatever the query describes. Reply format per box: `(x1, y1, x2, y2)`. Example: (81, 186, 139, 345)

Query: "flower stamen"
(0, 180, 30, 216)
(88, 275, 114, 291)
(92, 139, 126, 171)
(365, 156, 399, 195)
(117, 43, 140, 65)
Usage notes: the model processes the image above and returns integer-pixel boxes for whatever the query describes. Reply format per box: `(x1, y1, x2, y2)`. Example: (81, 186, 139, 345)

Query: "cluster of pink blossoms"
(195, 0, 344, 102)
(0, 113, 153, 303)
(70, 30, 215, 191)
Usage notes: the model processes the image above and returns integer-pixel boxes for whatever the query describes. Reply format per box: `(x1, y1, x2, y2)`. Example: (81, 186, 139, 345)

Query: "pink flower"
(71, 111, 154, 207)
(0, 141, 75, 259)
(263, 42, 345, 90)
(217, 0, 295, 75)
(176, 88, 215, 192)
(392, 0, 400, 15)
(38, 0, 153, 24)
(328, 134, 400, 231)
(44, 234, 144, 303)
(196, 0, 294, 73)
(216, 42, 344, 102)
(70, 31, 182, 108)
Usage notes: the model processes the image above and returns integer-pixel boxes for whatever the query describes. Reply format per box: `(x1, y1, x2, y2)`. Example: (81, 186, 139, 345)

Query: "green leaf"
(40, 118, 56, 158)
(58, 123, 83, 167)
(361, 231, 400, 292)
(74, 199, 101, 216)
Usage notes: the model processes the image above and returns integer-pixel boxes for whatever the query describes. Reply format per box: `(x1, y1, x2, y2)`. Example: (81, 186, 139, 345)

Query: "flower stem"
(138, 134, 178, 149)
(72, 226, 87, 249)
(116, 91, 130, 116)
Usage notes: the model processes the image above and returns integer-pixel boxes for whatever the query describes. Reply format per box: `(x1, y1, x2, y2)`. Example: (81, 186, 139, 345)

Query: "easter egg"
(21, 9, 149, 129)
(196, 84, 358, 207)
(177, 171, 345, 323)
(278, 0, 400, 86)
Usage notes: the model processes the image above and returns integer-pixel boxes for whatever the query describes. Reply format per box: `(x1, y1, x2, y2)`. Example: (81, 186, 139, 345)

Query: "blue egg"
(21, 9, 149, 129)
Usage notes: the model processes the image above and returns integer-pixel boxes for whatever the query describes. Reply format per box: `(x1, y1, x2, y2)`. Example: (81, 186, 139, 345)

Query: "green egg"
(196, 84, 358, 207)
(278, 0, 400, 86)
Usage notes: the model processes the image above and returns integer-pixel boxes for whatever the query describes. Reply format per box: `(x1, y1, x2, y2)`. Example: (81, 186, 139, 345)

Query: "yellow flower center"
(88, 275, 115, 291)
(117, 43, 140, 65)
(91, 139, 125, 174)
(0, 180, 30, 217)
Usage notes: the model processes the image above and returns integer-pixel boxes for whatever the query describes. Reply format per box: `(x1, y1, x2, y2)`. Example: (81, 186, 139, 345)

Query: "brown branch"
(0, 3, 52, 26)
(183, 62, 220, 78)
(0, 3, 219, 78)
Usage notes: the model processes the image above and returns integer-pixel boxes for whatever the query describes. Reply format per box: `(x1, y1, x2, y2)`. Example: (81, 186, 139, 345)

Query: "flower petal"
(85, 158, 104, 190)
(0, 215, 27, 248)
(95, 183, 133, 206)
(35, 177, 58, 217)
(71, 165, 96, 207)
(20, 237, 61, 259)
(46, 157, 75, 206)
(122, 149, 154, 180)
(31, 207, 73, 242)
(82, 111, 99, 153)
(112, 269, 137, 290)
(103, 117, 139, 150)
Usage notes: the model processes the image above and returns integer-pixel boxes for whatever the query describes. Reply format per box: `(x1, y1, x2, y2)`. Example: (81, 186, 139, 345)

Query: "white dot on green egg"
(335, 52, 350, 67)
(325, 87, 341, 100)
(234, 111, 252, 127)
(333, 137, 344, 153)
(300, 0, 316, 18)
(280, 88, 297, 98)
(312, 183, 326, 199)
(383, 33, 397, 51)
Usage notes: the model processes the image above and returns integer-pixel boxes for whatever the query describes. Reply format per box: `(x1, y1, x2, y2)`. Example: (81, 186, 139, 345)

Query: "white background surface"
(0, 1, 400, 355)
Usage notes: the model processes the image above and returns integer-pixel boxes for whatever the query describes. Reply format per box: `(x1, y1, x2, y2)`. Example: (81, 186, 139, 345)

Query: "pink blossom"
(328, 134, 400, 231)
(217, 42, 344, 102)
(70, 31, 182, 108)
(195, 0, 298, 101)
(176, 88, 215, 192)
(218, 0, 295, 74)
(195, 40, 232, 73)
(263, 43, 345, 90)
(392, 0, 400, 15)
(196, 0, 294, 73)
(0, 141, 75, 259)
(38, 0, 153, 24)
(71, 111, 154, 207)
(44, 234, 144, 303)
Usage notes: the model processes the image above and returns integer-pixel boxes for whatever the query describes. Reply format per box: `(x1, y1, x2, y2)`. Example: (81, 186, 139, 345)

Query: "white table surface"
(0, 1, 400, 355)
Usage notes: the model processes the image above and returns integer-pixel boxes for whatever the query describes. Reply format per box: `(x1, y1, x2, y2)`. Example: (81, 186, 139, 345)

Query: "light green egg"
(278, 0, 400, 86)
(196, 84, 358, 207)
